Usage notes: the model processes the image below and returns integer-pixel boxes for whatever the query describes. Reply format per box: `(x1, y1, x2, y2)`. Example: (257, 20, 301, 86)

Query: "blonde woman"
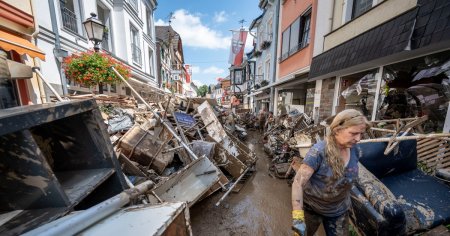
(291, 109, 370, 236)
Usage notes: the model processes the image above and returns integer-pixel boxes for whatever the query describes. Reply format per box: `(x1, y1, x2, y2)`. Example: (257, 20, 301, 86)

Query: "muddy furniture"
(351, 141, 450, 235)
(0, 99, 127, 235)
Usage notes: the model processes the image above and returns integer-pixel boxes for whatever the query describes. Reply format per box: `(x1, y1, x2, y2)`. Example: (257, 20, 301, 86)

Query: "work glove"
(292, 209, 307, 236)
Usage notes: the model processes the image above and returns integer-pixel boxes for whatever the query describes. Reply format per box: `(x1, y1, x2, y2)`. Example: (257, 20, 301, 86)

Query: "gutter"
(48, 0, 68, 95)
(269, 0, 280, 111)
(30, 0, 47, 103)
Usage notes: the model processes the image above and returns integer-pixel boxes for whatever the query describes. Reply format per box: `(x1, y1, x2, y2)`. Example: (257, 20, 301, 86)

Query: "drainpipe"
(48, 0, 68, 96)
(269, 0, 280, 112)
(30, 0, 47, 103)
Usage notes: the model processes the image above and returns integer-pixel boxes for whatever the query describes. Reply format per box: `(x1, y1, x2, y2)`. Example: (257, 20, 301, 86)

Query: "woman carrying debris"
(291, 109, 369, 236)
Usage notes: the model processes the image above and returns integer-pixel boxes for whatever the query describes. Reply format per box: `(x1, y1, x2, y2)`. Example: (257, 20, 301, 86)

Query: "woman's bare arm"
(292, 164, 315, 210)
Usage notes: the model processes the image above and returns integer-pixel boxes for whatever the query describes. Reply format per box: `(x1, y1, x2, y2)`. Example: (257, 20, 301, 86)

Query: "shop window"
(376, 50, 450, 132)
(338, 69, 378, 119)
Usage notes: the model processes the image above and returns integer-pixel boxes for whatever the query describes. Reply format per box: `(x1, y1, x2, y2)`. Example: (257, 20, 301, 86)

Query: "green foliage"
(63, 50, 130, 87)
(196, 85, 208, 97)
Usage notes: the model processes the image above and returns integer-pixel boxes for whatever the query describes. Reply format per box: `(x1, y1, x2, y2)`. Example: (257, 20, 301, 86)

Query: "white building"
(34, 0, 158, 98)
(248, 0, 280, 113)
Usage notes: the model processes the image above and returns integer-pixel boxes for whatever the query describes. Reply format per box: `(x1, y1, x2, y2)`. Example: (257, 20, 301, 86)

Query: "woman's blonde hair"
(325, 109, 370, 179)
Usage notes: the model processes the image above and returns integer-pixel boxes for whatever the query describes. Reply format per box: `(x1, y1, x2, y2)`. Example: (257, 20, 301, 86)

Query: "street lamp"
(83, 13, 105, 52)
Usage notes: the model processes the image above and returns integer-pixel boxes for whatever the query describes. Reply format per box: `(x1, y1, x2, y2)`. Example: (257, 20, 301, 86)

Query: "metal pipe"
(359, 133, 450, 143)
(215, 166, 251, 207)
(33, 68, 64, 102)
(23, 181, 153, 236)
(111, 66, 199, 160)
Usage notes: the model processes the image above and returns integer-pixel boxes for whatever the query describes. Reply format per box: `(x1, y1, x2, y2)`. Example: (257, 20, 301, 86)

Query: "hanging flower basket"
(63, 50, 130, 88)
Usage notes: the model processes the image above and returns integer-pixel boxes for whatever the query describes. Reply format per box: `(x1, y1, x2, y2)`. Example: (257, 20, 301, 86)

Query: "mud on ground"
(190, 131, 292, 236)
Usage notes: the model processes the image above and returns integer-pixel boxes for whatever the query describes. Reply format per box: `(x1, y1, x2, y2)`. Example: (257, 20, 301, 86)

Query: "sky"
(154, 0, 261, 87)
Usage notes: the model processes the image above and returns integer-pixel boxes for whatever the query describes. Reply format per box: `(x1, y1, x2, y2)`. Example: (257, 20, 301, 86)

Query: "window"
(97, 3, 112, 51)
(279, 8, 311, 61)
(130, 25, 141, 65)
(265, 59, 270, 81)
(60, 0, 83, 34)
(352, 0, 373, 19)
(146, 8, 153, 37)
(110, 84, 116, 93)
(300, 11, 311, 48)
(281, 29, 290, 61)
(289, 18, 300, 54)
(148, 48, 154, 76)
(267, 17, 273, 41)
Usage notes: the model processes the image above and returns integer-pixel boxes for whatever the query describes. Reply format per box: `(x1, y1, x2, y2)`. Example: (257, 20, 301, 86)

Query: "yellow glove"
(292, 210, 306, 236)
(292, 210, 305, 221)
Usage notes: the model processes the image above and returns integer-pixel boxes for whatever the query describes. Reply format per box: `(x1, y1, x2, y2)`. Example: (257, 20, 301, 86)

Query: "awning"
(0, 30, 45, 61)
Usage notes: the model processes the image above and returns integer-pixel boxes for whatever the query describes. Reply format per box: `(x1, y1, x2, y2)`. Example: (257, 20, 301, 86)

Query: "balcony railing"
(61, 7, 78, 34)
(131, 43, 142, 65)
(127, 0, 138, 12)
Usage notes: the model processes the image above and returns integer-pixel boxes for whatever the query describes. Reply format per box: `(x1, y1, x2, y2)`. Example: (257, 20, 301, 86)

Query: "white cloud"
(191, 66, 200, 74)
(213, 11, 228, 23)
(155, 19, 167, 26)
(203, 66, 225, 74)
(193, 80, 204, 86)
(156, 9, 231, 49)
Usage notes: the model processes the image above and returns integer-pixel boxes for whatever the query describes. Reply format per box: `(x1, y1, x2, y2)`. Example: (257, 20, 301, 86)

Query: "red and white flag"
(228, 30, 248, 66)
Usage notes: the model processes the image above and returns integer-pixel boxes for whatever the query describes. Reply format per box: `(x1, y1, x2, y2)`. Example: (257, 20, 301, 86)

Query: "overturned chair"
(350, 140, 450, 235)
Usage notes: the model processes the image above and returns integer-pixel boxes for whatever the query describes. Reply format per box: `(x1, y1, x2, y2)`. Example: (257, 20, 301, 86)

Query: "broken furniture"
(0, 99, 127, 235)
(351, 140, 450, 235)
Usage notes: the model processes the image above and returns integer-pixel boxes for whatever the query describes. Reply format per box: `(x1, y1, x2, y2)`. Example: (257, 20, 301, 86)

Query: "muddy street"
(190, 131, 292, 236)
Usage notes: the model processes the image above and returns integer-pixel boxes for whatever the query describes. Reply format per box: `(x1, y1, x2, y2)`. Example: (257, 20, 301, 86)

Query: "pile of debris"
(262, 111, 326, 180)
(0, 82, 256, 235)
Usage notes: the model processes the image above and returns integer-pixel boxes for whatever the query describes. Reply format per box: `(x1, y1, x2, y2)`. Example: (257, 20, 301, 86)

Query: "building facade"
(0, 0, 46, 109)
(310, 0, 450, 133)
(273, 0, 317, 117)
(248, 0, 280, 113)
(155, 25, 187, 95)
(34, 0, 159, 99)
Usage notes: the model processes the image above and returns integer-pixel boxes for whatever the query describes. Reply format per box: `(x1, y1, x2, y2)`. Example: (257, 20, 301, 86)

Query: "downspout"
(48, 0, 68, 95)
(269, 0, 280, 112)
(30, 0, 47, 103)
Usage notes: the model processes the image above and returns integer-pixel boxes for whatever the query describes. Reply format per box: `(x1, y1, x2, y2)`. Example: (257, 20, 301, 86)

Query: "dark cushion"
(381, 169, 450, 230)
(358, 140, 417, 179)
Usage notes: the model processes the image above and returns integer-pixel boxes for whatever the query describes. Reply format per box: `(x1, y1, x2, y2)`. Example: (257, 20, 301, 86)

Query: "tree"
(196, 85, 208, 97)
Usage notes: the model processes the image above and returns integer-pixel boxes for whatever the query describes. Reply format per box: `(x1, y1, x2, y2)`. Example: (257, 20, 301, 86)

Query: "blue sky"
(154, 0, 261, 86)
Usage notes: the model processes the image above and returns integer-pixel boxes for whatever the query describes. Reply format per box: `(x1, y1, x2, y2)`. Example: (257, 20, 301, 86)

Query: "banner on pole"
(228, 30, 248, 66)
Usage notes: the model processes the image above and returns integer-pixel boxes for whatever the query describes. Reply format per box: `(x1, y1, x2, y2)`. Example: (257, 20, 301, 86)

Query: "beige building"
(0, 0, 47, 108)
(310, 0, 450, 133)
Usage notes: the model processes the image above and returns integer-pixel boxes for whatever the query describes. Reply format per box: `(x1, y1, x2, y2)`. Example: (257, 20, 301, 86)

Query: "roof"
(155, 25, 184, 62)
(249, 12, 264, 31)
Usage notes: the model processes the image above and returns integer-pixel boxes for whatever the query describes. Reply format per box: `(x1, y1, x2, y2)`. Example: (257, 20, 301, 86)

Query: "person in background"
(291, 109, 370, 236)
(265, 111, 274, 132)
(258, 108, 267, 133)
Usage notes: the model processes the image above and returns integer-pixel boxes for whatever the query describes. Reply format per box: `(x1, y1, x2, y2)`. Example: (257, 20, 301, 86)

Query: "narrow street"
(190, 131, 292, 236)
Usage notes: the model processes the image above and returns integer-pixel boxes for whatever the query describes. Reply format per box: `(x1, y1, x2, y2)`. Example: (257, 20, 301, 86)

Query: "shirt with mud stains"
(302, 140, 362, 217)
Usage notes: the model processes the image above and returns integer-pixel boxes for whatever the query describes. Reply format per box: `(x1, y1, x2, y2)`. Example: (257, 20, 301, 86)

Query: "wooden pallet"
(417, 138, 450, 175)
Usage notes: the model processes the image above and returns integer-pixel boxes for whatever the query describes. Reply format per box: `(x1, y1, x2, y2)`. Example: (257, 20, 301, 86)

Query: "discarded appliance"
(0, 99, 127, 235)
(147, 156, 220, 207)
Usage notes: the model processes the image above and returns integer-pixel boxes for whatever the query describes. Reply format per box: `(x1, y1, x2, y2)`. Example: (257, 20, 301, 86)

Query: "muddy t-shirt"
(302, 140, 361, 217)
